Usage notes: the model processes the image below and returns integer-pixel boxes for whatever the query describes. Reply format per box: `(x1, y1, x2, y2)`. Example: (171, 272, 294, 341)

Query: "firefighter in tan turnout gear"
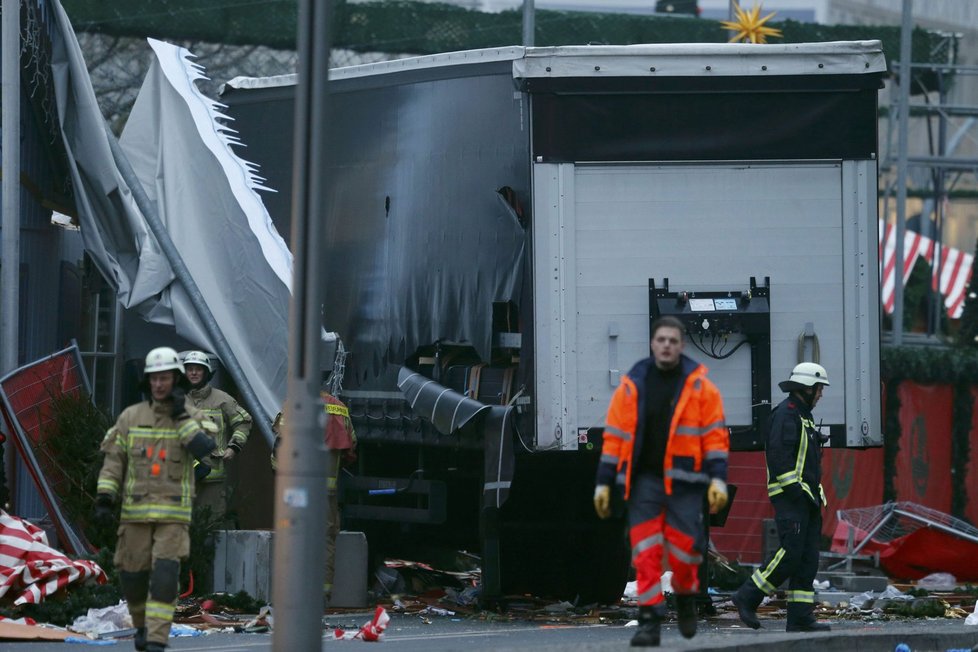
(732, 362, 832, 633)
(181, 350, 252, 525)
(94, 347, 217, 652)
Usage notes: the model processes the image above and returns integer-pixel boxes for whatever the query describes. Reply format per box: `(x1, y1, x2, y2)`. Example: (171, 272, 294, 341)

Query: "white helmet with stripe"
(779, 362, 830, 392)
(182, 350, 213, 373)
(144, 347, 185, 375)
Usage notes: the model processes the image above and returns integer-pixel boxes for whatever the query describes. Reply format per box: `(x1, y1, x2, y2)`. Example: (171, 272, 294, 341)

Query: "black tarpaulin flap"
(397, 367, 491, 435)
(397, 367, 516, 509)
(483, 404, 515, 509)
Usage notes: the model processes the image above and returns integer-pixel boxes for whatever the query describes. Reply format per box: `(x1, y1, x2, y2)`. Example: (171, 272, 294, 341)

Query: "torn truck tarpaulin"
(333, 191, 526, 386)
(397, 368, 490, 434)
(397, 368, 515, 509)
(483, 404, 515, 509)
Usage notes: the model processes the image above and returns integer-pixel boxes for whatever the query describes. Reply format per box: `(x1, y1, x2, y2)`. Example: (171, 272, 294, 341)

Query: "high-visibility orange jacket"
(596, 354, 729, 498)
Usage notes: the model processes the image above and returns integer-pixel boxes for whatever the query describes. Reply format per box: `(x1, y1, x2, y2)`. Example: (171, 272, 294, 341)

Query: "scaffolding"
(882, 22, 978, 341)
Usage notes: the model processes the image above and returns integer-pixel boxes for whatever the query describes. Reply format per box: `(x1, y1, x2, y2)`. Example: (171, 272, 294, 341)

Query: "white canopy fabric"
(49, 4, 291, 426)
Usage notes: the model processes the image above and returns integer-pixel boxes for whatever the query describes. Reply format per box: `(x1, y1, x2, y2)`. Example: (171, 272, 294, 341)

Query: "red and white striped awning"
(879, 220, 975, 319)
(0, 511, 106, 605)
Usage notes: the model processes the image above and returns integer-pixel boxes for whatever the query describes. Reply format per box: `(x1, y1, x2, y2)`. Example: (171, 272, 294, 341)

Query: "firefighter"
(181, 350, 252, 525)
(594, 316, 730, 647)
(732, 362, 832, 633)
(94, 347, 217, 652)
(270, 388, 357, 603)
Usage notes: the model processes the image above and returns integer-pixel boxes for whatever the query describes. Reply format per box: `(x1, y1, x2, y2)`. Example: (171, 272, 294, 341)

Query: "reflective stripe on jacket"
(596, 354, 729, 498)
(270, 392, 357, 481)
(323, 393, 356, 452)
(97, 400, 209, 523)
(187, 384, 253, 482)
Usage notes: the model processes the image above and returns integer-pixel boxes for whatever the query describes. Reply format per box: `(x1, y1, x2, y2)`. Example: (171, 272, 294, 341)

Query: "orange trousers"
(628, 473, 706, 606)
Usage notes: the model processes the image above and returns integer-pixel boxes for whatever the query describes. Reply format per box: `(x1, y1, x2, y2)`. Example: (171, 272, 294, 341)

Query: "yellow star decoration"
(720, 2, 783, 44)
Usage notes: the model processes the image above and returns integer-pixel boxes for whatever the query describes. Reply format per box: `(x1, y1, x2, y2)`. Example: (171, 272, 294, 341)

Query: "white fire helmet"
(779, 362, 830, 392)
(182, 350, 213, 373)
(144, 347, 185, 375)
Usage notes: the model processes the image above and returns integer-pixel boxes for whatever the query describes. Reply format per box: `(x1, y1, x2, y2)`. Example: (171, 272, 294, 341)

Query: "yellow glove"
(707, 478, 728, 514)
(593, 485, 611, 520)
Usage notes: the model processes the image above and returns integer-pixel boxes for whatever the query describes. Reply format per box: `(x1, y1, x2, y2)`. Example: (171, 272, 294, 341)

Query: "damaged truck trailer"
(220, 42, 885, 603)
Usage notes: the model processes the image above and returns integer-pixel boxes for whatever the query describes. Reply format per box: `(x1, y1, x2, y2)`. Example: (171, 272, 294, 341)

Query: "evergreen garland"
(59, 0, 956, 92)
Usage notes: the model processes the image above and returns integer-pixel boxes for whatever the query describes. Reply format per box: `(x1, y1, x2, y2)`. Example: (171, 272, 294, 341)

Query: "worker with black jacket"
(732, 362, 832, 633)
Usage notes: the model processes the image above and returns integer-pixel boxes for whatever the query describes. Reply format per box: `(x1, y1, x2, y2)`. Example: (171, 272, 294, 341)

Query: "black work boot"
(786, 602, 831, 632)
(630, 604, 663, 647)
(675, 594, 698, 639)
(144, 643, 166, 652)
(732, 582, 765, 629)
(133, 627, 147, 651)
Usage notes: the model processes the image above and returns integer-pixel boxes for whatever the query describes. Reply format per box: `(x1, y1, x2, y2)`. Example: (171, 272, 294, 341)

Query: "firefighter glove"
(593, 485, 611, 520)
(186, 431, 217, 461)
(707, 478, 728, 514)
(170, 388, 188, 420)
(194, 460, 212, 482)
(93, 493, 115, 527)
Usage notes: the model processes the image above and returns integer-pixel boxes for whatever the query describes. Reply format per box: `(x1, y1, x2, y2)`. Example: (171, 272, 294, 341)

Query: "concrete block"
(331, 531, 368, 608)
(212, 529, 368, 606)
(213, 529, 274, 602)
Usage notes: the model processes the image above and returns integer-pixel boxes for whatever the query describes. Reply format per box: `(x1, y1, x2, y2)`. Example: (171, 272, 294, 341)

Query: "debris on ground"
(5, 546, 978, 642)
(965, 600, 978, 626)
(0, 617, 75, 641)
(330, 605, 390, 641)
(833, 503, 978, 582)
(69, 601, 132, 637)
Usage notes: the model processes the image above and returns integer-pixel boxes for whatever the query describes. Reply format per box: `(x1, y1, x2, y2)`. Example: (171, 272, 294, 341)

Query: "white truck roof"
(225, 40, 885, 90)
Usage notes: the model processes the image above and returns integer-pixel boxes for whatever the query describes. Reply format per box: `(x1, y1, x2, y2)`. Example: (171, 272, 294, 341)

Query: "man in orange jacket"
(594, 316, 730, 647)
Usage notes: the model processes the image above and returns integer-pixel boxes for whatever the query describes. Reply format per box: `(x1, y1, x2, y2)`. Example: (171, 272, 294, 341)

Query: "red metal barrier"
(0, 344, 93, 555)
(712, 451, 773, 564)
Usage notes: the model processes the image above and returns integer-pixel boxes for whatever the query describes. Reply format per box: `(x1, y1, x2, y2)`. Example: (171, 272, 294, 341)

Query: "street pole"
(2, 0, 22, 375)
(522, 0, 534, 47)
(893, 0, 912, 345)
(272, 0, 332, 649)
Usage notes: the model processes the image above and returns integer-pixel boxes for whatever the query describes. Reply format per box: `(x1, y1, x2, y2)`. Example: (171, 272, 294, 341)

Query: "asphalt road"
(8, 613, 978, 651)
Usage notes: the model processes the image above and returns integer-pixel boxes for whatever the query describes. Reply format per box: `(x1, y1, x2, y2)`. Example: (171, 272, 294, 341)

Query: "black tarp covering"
(221, 69, 530, 388)
(334, 191, 526, 383)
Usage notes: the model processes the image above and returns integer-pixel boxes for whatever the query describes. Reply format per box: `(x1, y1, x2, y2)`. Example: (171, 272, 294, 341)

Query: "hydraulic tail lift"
(650, 277, 771, 451)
